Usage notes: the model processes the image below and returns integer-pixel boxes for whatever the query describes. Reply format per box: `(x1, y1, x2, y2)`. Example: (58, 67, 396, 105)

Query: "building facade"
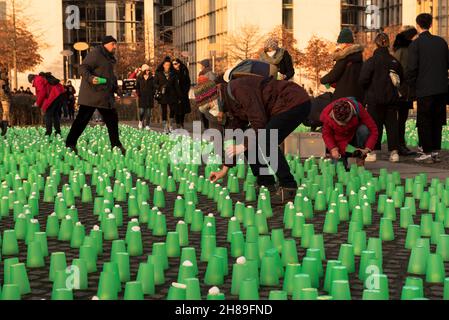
(172, 0, 341, 82)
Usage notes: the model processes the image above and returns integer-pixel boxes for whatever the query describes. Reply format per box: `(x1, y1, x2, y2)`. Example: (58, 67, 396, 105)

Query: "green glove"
(96, 77, 107, 85)
(325, 83, 331, 90)
(346, 144, 356, 153)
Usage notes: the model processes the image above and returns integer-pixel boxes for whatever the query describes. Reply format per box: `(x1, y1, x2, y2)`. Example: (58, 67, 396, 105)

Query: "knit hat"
(332, 100, 353, 123)
(375, 33, 390, 48)
(200, 59, 211, 69)
(337, 28, 354, 44)
(141, 64, 150, 72)
(264, 37, 279, 51)
(102, 35, 117, 45)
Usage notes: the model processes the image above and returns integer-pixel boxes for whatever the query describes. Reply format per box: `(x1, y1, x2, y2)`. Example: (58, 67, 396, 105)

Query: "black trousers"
(397, 101, 412, 147)
(367, 104, 399, 152)
(246, 101, 312, 189)
(417, 94, 447, 153)
(66, 105, 122, 148)
(45, 96, 63, 136)
(68, 101, 75, 119)
(160, 104, 175, 121)
(201, 113, 210, 130)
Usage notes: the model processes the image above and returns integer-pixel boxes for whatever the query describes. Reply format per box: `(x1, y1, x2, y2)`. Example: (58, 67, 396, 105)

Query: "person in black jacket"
(407, 13, 449, 164)
(136, 64, 154, 130)
(259, 37, 295, 80)
(321, 28, 364, 102)
(154, 57, 181, 133)
(393, 27, 418, 156)
(173, 58, 191, 129)
(65, 80, 76, 120)
(66, 36, 125, 155)
(360, 33, 404, 163)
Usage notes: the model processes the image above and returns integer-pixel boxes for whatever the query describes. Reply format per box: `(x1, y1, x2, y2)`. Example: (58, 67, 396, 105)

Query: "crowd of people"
(320, 13, 449, 165)
(1, 13, 448, 203)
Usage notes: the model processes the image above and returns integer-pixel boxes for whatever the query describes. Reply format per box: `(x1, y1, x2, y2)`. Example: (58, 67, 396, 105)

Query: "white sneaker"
(138, 121, 143, 129)
(145, 126, 151, 131)
(389, 150, 399, 163)
(365, 152, 377, 162)
(432, 152, 441, 163)
(163, 126, 169, 134)
(415, 153, 434, 164)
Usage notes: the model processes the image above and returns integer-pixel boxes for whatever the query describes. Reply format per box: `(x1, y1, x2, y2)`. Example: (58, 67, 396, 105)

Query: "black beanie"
(28, 74, 36, 84)
(102, 35, 117, 45)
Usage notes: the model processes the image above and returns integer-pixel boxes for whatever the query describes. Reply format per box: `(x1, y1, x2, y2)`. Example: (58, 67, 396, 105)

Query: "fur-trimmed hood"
(333, 44, 364, 61)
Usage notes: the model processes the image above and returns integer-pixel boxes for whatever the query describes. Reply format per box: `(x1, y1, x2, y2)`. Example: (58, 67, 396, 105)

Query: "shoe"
(138, 121, 143, 129)
(417, 146, 424, 154)
(415, 153, 434, 164)
(389, 150, 400, 163)
(432, 152, 442, 163)
(271, 187, 297, 206)
(163, 126, 169, 134)
(145, 126, 151, 131)
(119, 145, 127, 156)
(365, 152, 377, 162)
(398, 145, 417, 156)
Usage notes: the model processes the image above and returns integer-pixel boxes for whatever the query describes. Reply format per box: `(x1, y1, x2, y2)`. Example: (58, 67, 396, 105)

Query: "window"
(0, 1, 6, 21)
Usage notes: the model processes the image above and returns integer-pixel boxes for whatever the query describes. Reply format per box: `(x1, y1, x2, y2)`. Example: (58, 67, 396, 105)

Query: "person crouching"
(320, 98, 378, 169)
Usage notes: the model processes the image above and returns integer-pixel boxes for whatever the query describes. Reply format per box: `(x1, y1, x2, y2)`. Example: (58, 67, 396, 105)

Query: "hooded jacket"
(320, 97, 378, 154)
(32, 75, 65, 112)
(321, 44, 364, 102)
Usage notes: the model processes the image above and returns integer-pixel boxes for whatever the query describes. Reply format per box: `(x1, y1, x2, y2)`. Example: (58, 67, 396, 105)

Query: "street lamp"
(61, 50, 74, 82)
(73, 42, 89, 79)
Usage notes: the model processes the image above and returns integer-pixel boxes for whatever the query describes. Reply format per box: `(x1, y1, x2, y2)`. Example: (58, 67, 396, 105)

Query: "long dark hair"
(156, 56, 174, 72)
(393, 27, 418, 51)
(173, 58, 188, 73)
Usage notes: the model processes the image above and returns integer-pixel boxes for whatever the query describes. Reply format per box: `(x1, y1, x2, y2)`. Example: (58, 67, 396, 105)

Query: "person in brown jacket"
(209, 60, 311, 205)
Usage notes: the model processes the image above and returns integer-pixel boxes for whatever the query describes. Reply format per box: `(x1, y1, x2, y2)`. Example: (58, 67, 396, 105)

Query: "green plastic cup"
(2, 230, 19, 255)
(330, 280, 351, 300)
(1, 284, 21, 300)
(136, 262, 155, 295)
(124, 281, 144, 300)
(185, 278, 202, 300)
(405, 225, 421, 249)
(338, 244, 355, 273)
(167, 282, 187, 300)
(292, 274, 311, 300)
(324, 260, 342, 293)
(380, 218, 395, 241)
(407, 245, 428, 275)
(97, 271, 118, 300)
(426, 253, 445, 283)
(26, 241, 45, 268)
(10, 263, 31, 295)
(269, 290, 288, 300)
(239, 278, 259, 300)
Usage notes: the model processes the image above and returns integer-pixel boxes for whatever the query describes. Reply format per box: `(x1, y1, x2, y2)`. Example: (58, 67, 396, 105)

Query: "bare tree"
(224, 24, 266, 63)
(115, 42, 146, 80)
(300, 36, 334, 91)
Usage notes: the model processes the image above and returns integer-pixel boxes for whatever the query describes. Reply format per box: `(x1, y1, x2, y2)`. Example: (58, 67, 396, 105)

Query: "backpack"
(39, 72, 60, 86)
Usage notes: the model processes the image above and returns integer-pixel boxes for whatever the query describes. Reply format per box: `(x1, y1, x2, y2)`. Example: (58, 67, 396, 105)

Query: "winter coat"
(225, 76, 310, 148)
(320, 97, 378, 154)
(154, 69, 181, 105)
(136, 74, 155, 109)
(78, 45, 119, 109)
(321, 44, 364, 102)
(393, 33, 416, 105)
(175, 65, 192, 114)
(259, 49, 295, 80)
(32, 75, 65, 112)
(359, 47, 404, 107)
(406, 31, 449, 98)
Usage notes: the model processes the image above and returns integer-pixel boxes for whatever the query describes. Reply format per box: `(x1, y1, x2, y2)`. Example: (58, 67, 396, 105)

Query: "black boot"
(1, 121, 8, 136)
(398, 145, 417, 156)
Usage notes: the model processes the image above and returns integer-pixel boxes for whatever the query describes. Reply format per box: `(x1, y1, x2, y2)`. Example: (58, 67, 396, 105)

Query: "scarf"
(260, 48, 285, 65)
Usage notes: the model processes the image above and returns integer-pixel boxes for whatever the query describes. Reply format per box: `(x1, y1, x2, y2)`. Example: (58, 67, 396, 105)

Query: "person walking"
(209, 60, 311, 205)
(393, 26, 418, 156)
(198, 59, 217, 130)
(29, 72, 66, 137)
(173, 58, 191, 129)
(136, 64, 155, 130)
(321, 28, 364, 102)
(359, 33, 404, 163)
(154, 57, 180, 133)
(65, 80, 77, 120)
(407, 13, 449, 164)
(65, 36, 125, 155)
(0, 68, 11, 137)
(259, 37, 295, 81)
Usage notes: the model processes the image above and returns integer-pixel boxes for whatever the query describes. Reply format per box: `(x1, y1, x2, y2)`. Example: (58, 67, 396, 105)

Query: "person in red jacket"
(29, 73, 66, 136)
(320, 97, 378, 168)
